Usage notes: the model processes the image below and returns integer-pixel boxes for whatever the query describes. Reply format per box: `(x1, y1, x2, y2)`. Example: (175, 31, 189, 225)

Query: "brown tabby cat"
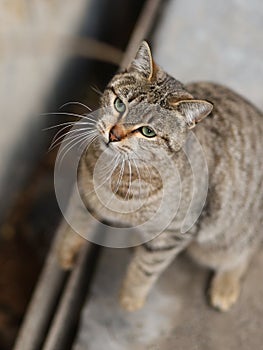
(58, 41, 263, 312)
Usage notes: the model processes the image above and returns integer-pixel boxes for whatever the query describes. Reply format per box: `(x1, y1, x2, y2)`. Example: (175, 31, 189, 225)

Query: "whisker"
(131, 158, 143, 204)
(57, 132, 88, 159)
(105, 158, 125, 207)
(90, 85, 103, 96)
(143, 163, 153, 197)
(96, 153, 120, 179)
(96, 156, 119, 176)
(49, 124, 83, 149)
(124, 158, 132, 201)
(43, 119, 97, 132)
(78, 133, 100, 157)
(58, 133, 99, 166)
(77, 130, 99, 152)
(59, 101, 92, 111)
(49, 124, 74, 149)
(43, 121, 76, 131)
(114, 159, 125, 195)
(41, 112, 97, 123)
(79, 114, 98, 123)
(49, 126, 96, 151)
(93, 154, 121, 195)
(130, 150, 153, 197)
(57, 131, 97, 163)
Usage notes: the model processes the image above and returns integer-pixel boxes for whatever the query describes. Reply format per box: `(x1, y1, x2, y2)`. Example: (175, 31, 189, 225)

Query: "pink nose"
(109, 124, 126, 142)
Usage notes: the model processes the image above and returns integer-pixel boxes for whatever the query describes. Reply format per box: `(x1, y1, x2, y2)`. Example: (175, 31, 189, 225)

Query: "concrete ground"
(73, 247, 263, 350)
(154, 0, 263, 110)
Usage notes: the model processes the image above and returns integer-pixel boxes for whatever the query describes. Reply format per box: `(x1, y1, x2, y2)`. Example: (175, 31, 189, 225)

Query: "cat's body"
(58, 42, 263, 312)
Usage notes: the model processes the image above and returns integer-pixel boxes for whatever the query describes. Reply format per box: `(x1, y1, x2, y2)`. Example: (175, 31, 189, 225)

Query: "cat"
(57, 41, 263, 312)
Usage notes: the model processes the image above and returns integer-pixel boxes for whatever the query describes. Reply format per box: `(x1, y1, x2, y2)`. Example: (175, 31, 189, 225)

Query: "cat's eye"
(140, 126, 156, 138)
(114, 97, 126, 113)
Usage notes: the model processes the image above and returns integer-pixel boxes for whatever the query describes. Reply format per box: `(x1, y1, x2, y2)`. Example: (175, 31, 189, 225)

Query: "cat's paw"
(57, 231, 86, 270)
(209, 271, 240, 312)
(57, 246, 77, 270)
(119, 292, 145, 312)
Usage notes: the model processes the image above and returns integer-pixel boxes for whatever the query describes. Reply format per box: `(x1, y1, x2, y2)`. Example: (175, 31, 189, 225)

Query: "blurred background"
(0, 1, 148, 347)
(0, 0, 262, 349)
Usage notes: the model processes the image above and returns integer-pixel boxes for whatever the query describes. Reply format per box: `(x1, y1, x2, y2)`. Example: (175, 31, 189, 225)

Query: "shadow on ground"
(73, 246, 263, 350)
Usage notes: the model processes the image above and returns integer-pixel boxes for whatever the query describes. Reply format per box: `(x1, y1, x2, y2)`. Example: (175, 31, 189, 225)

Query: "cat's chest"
(79, 153, 165, 226)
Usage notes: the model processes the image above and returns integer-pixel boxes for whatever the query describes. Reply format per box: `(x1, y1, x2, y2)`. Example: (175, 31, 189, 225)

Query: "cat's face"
(96, 42, 213, 161)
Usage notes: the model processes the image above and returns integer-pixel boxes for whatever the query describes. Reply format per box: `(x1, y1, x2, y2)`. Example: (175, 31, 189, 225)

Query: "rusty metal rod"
(42, 243, 99, 350)
(13, 223, 68, 350)
(120, 0, 163, 70)
(13, 1, 163, 348)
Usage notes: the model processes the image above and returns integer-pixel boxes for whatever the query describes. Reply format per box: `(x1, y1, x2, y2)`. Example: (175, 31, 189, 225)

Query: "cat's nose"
(109, 124, 126, 142)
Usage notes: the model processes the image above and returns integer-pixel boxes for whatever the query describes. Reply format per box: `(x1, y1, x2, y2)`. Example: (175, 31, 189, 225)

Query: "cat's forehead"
(104, 71, 190, 107)
(108, 72, 152, 100)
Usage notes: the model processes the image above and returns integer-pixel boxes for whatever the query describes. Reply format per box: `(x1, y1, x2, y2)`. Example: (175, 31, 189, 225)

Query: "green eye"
(114, 97, 126, 113)
(140, 126, 156, 138)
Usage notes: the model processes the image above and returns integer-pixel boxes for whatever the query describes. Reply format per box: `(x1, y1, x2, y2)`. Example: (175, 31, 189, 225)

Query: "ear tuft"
(128, 41, 154, 80)
(174, 100, 213, 128)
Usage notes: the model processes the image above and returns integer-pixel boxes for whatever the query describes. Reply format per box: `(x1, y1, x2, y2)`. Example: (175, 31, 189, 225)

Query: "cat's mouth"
(99, 136, 118, 153)
(100, 137, 131, 158)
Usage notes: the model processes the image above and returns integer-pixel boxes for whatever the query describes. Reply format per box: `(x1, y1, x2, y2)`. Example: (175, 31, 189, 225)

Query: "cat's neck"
(84, 140, 194, 201)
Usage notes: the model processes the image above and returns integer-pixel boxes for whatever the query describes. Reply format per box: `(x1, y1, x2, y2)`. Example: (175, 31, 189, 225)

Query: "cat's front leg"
(120, 232, 191, 311)
(209, 258, 250, 312)
(57, 221, 87, 270)
(57, 189, 98, 269)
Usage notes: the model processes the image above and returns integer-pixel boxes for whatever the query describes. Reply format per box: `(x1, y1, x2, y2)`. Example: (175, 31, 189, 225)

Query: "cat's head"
(97, 41, 213, 160)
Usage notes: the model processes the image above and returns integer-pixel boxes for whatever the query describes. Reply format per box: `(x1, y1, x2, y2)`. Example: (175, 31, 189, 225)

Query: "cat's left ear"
(171, 99, 213, 128)
(127, 41, 155, 80)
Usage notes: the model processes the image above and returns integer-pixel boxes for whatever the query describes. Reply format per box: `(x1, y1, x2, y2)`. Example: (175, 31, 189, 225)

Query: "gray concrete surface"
(154, 0, 263, 110)
(73, 248, 263, 350)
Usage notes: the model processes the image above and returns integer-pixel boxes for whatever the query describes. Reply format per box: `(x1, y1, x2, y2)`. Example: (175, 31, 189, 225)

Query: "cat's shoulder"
(186, 81, 244, 103)
(185, 81, 262, 115)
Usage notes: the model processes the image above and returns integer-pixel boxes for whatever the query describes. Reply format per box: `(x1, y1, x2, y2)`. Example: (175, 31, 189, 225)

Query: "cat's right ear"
(127, 41, 154, 80)
(170, 99, 213, 128)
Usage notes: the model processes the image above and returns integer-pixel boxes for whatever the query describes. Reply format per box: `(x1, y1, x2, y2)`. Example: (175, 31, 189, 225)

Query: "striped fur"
(58, 42, 263, 312)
